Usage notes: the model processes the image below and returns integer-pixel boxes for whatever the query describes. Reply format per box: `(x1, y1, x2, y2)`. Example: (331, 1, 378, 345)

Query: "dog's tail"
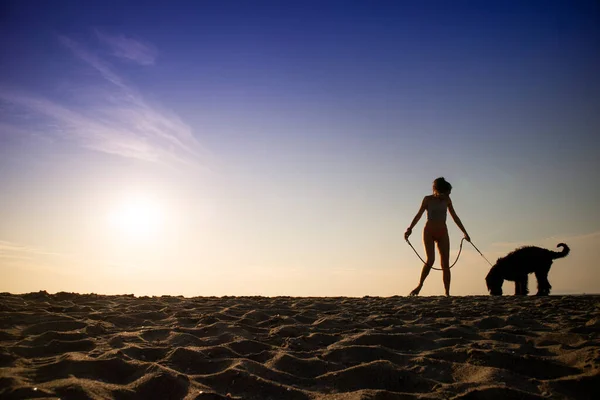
(552, 243, 570, 259)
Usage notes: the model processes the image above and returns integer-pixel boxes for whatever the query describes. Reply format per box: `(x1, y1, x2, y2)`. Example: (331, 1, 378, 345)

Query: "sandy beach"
(0, 292, 598, 399)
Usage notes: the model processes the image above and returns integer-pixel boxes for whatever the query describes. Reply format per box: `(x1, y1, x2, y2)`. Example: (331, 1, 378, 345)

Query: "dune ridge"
(0, 292, 599, 399)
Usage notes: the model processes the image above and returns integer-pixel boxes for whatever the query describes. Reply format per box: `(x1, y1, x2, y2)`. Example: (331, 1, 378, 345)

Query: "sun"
(108, 195, 164, 240)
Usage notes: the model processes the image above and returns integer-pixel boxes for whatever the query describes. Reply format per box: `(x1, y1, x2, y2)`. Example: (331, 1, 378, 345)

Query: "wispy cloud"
(59, 36, 130, 91)
(0, 240, 68, 260)
(0, 239, 138, 291)
(489, 231, 600, 251)
(0, 34, 213, 170)
(95, 30, 158, 65)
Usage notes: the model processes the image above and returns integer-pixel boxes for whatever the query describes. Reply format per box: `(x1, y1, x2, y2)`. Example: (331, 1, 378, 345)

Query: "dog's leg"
(515, 276, 527, 295)
(535, 269, 551, 296)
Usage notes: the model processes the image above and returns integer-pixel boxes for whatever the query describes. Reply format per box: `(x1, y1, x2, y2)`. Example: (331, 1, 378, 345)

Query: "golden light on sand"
(107, 194, 164, 240)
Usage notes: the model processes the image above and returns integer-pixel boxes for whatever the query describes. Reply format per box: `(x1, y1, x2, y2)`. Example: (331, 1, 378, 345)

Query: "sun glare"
(108, 195, 164, 240)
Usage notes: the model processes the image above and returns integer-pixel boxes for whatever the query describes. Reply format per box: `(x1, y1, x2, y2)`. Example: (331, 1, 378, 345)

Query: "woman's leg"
(437, 231, 451, 296)
(410, 227, 435, 296)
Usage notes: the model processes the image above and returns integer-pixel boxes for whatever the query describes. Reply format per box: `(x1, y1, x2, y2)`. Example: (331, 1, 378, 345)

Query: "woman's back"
(426, 196, 448, 222)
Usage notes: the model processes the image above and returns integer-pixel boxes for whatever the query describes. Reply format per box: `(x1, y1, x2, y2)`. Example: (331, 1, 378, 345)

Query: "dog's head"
(485, 263, 504, 296)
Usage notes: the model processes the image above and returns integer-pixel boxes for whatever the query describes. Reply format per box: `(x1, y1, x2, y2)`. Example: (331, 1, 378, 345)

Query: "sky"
(1, 0, 599, 296)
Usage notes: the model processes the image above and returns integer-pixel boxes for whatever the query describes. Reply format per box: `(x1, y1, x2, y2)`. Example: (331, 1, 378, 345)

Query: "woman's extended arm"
(448, 199, 470, 241)
(405, 197, 428, 240)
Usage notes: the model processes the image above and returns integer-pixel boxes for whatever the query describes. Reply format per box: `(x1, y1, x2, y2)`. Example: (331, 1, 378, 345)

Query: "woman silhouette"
(405, 177, 470, 296)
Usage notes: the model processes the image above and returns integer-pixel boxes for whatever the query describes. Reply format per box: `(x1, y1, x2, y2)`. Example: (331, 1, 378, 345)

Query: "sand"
(0, 292, 599, 400)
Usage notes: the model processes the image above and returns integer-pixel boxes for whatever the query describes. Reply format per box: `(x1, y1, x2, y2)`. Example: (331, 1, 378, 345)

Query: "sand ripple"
(0, 293, 599, 399)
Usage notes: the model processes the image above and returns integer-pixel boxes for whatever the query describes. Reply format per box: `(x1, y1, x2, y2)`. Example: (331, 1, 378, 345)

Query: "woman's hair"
(433, 177, 452, 195)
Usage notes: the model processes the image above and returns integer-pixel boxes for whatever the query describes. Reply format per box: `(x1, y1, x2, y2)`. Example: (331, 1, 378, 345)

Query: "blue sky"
(1, 1, 599, 296)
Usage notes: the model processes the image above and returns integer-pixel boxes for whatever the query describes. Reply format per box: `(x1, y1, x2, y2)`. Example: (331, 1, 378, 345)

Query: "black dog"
(486, 243, 570, 296)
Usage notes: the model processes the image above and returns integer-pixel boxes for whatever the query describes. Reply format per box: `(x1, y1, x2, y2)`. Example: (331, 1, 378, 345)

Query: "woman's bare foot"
(410, 285, 422, 296)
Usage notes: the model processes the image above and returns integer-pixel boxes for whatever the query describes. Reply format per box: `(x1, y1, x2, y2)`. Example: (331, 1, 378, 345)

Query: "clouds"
(0, 240, 66, 261)
(95, 30, 158, 65)
(58, 35, 130, 92)
(0, 32, 213, 170)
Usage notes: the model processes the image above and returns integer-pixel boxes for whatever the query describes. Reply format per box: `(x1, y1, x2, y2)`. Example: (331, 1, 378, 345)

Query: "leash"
(406, 237, 493, 270)
(467, 241, 494, 267)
